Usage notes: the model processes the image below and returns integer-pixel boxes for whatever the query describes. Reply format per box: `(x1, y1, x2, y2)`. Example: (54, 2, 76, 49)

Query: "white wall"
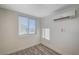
(0, 8, 40, 54)
(41, 5, 79, 55)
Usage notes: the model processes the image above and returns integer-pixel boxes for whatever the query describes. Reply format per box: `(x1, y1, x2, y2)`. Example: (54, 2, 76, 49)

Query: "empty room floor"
(10, 44, 60, 55)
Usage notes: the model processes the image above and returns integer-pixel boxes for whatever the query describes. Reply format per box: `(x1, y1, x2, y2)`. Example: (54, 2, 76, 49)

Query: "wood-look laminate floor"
(10, 44, 60, 55)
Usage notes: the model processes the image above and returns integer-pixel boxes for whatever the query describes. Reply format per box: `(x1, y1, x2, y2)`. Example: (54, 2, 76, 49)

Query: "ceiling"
(0, 4, 68, 17)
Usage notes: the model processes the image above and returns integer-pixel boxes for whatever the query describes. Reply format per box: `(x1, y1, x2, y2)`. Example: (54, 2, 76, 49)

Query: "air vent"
(53, 9, 76, 21)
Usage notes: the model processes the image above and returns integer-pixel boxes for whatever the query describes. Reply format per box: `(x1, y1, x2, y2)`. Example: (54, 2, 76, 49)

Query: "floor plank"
(10, 44, 60, 55)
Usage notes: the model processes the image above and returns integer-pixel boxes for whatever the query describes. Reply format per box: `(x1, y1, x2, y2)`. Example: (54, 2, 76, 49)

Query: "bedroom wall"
(0, 8, 40, 54)
(41, 5, 79, 55)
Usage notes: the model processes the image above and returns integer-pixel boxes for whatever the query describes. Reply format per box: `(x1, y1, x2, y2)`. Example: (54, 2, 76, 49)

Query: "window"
(42, 28, 50, 40)
(18, 16, 36, 35)
(29, 19, 36, 34)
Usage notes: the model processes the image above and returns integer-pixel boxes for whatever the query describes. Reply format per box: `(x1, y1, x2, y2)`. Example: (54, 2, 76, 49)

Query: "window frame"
(18, 15, 37, 35)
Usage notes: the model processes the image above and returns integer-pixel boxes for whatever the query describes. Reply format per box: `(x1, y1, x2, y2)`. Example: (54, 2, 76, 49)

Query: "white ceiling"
(0, 4, 68, 17)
